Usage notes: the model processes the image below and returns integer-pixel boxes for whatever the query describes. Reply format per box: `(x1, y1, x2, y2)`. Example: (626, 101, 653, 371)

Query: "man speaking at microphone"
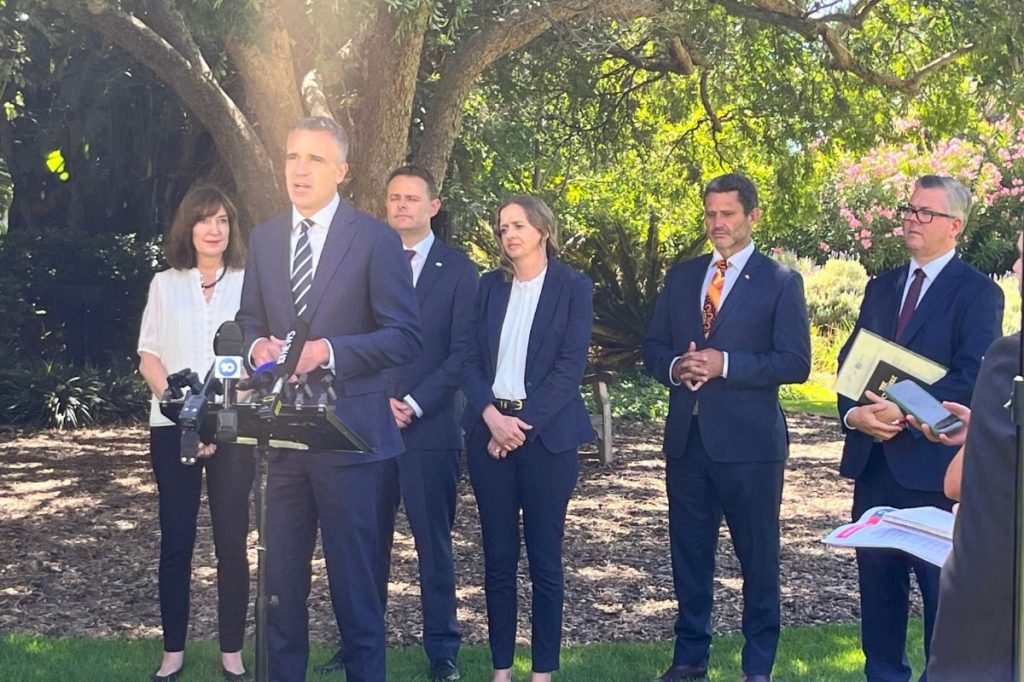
(236, 116, 421, 682)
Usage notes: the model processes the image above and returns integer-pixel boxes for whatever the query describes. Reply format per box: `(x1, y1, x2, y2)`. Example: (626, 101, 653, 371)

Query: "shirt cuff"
(403, 394, 424, 418)
(321, 339, 335, 370)
(248, 337, 268, 367)
(843, 407, 857, 430)
(722, 351, 729, 379)
(669, 356, 683, 386)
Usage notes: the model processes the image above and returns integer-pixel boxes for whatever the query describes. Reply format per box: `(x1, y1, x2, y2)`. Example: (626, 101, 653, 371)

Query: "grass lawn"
(1, 621, 922, 681)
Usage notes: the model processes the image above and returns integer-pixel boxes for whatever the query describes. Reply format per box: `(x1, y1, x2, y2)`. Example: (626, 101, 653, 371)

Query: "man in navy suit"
(643, 173, 811, 682)
(320, 165, 478, 680)
(838, 175, 1003, 682)
(383, 166, 477, 680)
(236, 116, 421, 682)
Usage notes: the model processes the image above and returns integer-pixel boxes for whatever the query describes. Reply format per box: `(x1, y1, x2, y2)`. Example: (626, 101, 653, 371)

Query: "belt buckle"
(511, 399, 523, 411)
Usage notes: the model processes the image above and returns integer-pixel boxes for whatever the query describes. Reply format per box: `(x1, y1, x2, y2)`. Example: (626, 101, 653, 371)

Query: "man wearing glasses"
(836, 175, 1003, 682)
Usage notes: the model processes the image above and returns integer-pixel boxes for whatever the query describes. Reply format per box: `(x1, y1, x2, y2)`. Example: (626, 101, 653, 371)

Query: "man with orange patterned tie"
(643, 174, 811, 682)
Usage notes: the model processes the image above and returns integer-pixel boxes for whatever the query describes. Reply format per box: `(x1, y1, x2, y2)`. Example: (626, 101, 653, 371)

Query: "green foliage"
(562, 213, 705, 367)
(804, 259, 868, 335)
(812, 115, 1024, 275)
(582, 370, 669, 422)
(997, 273, 1023, 335)
(0, 228, 161, 364)
(0, 359, 148, 429)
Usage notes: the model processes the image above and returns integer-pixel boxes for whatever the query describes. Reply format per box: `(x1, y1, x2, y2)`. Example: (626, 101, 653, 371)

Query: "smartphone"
(882, 379, 963, 435)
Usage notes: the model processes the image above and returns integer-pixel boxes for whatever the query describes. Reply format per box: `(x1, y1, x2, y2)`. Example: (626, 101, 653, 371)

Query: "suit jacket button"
(526, 381, 533, 388)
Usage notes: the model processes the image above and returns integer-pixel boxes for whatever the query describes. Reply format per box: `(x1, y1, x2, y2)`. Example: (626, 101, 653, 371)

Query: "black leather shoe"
(653, 664, 708, 681)
(151, 664, 184, 682)
(429, 658, 461, 681)
(315, 647, 347, 675)
(222, 667, 252, 681)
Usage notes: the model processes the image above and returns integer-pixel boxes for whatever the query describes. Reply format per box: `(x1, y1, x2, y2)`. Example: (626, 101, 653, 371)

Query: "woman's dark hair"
(164, 185, 245, 270)
(492, 195, 560, 281)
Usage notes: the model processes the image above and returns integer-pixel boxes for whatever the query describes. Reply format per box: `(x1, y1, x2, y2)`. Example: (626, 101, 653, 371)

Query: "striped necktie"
(291, 218, 314, 317)
(702, 259, 728, 337)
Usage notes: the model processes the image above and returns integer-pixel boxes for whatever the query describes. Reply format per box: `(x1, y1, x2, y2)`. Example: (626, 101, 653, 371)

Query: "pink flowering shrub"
(817, 115, 1024, 275)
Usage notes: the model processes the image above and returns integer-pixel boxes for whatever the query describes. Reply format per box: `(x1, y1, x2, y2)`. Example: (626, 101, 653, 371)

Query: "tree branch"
(59, 0, 282, 222)
(416, 0, 661, 188)
(711, 0, 974, 95)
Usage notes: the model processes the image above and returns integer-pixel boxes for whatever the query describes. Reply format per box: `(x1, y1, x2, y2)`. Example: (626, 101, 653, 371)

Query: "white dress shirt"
(405, 230, 435, 287)
(669, 240, 757, 386)
(492, 267, 547, 400)
(248, 194, 342, 368)
(138, 267, 245, 426)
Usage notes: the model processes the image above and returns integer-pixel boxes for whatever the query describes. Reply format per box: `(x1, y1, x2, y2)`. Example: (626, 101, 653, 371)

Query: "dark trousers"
(854, 446, 953, 682)
(150, 426, 254, 653)
(466, 429, 578, 673)
(666, 418, 784, 675)
(397, 446, 462, 663)
(266, 451, 398, 682)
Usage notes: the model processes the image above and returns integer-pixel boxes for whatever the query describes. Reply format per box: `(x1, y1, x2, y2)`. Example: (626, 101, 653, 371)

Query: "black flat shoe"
(222, 667, 251, 681)
(315, 647, 347, 675)
(151, 664, 184, 682)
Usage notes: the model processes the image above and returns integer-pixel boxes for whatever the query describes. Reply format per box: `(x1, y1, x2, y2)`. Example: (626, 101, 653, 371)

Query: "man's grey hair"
(915, 175, 972, 228)
(290, 116, 349, 163)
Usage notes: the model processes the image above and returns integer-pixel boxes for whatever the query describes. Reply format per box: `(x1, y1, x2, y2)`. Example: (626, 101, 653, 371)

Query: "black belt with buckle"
(493, 398, 525, 414)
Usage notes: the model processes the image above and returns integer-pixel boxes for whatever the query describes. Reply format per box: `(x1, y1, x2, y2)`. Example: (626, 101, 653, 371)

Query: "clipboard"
(834, 328, 947, 402)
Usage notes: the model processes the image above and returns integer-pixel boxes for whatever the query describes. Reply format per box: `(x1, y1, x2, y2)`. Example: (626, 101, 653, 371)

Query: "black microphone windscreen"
(214, 320, 245, 357)
(275, 320, 311, 378)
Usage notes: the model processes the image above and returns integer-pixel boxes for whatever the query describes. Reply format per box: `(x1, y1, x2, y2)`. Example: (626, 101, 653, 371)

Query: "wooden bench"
(581, 371, 619, 465)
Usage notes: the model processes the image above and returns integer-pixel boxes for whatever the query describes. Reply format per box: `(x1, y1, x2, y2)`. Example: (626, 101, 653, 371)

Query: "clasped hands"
(251, 335, 330, 375)
(482, 404, 533, 459)
(672, 341, 725, 391)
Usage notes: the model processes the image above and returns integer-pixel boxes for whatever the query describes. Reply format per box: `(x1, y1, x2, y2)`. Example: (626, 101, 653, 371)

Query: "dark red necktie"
(404, 249, 416, 276)
(895, 267, 925, 339)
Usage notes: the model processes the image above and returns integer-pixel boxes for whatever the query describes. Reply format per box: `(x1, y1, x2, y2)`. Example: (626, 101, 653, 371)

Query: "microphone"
(258, 320, 311, 421)
(237, 361, 277, 391)
(213, 321, 244, 442)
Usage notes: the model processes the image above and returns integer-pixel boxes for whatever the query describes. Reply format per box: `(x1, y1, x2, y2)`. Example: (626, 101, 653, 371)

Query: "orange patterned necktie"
(702, 259, 728, 337)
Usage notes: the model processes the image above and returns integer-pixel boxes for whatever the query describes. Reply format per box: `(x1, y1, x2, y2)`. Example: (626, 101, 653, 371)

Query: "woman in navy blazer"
(461, 196, 594, 682)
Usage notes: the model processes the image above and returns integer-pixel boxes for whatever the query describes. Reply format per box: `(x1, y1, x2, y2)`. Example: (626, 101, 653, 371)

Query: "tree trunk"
(62, 1, 283, 225)
(347, 2, 431, 217)
(227, 1, 304, 179)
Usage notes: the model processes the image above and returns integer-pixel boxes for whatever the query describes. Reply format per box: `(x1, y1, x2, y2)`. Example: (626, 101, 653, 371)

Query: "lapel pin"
(743, 274, 750, 280)
(435, 261, 442, 267)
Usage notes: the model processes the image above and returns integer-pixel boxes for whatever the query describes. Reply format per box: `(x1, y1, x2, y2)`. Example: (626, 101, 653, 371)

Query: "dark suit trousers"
(150, 426, 254, 653)
(854, 445, 952, 682)
(266, 451, 398, 682)
(467, 428, 578, 673)
(666, 418, 784, 675)
(397, 445, 461, 662)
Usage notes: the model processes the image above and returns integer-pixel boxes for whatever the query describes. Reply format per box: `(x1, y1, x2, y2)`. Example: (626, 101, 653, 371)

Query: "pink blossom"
(819, 241, 830, 252)
(860, 238, 873, 249)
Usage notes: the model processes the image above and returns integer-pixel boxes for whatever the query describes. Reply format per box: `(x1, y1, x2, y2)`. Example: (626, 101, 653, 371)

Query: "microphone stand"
(254, 414, 274, 682)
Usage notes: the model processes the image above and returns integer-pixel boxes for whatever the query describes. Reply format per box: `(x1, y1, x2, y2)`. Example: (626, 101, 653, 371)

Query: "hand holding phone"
(882, 379, 963, 435)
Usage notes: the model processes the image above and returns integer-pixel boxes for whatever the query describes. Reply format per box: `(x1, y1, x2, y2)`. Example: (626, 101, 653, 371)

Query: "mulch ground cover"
(0, 415, 904, 648)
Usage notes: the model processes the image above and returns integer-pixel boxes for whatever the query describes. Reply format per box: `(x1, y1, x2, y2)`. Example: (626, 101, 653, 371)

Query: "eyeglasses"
(896, 203, 959, 224)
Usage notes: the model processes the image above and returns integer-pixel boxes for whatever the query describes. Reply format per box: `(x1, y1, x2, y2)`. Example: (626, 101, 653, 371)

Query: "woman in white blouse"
(138, 186, 252, 682)
(461, 196, 595, 682)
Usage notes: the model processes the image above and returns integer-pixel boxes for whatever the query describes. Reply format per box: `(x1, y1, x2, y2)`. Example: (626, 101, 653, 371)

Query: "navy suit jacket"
(236, 199, 422, 465)
(838, 256, 1003, 491)
(643, 250, 811, 462)
(461, 258, 596, 453)
(385, 237, 479, 451)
